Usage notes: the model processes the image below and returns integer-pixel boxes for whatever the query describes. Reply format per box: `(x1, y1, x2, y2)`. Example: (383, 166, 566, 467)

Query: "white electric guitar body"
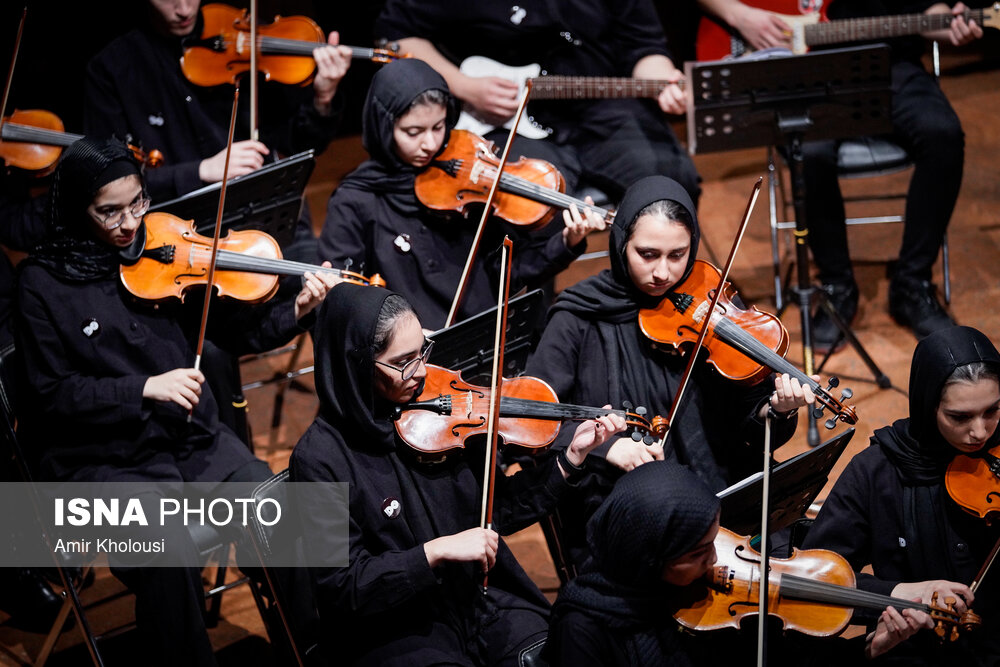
(455, 56, 552, 140)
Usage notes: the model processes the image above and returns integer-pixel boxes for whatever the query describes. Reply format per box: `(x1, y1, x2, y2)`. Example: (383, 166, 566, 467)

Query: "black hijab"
(874, 325, 1000, 580)
(30, 137, 146, 281)
(312, 283, 398, 449)
(551, 461, 720, 665)
(552, 175, 700, 324)
(338, 58, 460, 217)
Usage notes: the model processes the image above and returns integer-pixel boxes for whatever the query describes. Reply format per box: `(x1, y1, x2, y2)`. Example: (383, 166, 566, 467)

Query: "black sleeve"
(261, 85, 342, 158)
(490, 451, 572, 535)
(607, 0, 674, 70)
(375, 0, 451, 43)
(318, 187, 375, 271)
(0, 183, 47, 252)
(497, 222, 585, 296)
(83, 57, 204, 202)
(291, 441, 439, 616)
(546, 609, 625, 667)
(189, 288, 310, 357)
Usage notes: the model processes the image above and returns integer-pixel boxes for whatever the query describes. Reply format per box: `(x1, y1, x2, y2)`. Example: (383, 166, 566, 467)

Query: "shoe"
(0, 567, 65, 633)
(889, 279, 955, 338)
(811, 281, 859, 354)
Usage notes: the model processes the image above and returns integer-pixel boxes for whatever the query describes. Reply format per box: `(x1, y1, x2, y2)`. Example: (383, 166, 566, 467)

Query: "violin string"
(432, 393, 625, 421)
(2, 123, 81, 146)
(185, 246, 348, 279)
(780, 574, 941, 617)
(258, 36, 374, 60)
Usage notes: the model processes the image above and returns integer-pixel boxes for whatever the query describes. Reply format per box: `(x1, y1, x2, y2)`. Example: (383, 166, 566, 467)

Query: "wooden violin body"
(946, 443, 1000, 522)
(672, 527, 981, 640)
(0, 109, 163, 176)
(120, 212, 383, 303)
(181, 3, 405, 87)
(414, 129, 566, 229)
(394, 365, 666, 461)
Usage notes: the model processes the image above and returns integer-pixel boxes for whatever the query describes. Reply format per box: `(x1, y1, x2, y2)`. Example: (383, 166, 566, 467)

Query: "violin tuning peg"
(631, 431, 642, 442)
(825, 418, 837, 430)
(811, 407, 825, 420)
(643, 435, 655, 446)
(343, 257, 353, 270)
(827, 376, 840, 389)
(840, 388, 853, 400)
(622, 400, 633, 410)
(635, 405, 647, 416)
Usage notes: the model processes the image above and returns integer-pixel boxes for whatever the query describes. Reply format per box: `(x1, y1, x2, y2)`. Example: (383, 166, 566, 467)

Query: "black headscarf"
(312, 283, 399, 449)
(552, 175, 700, 324)
(550, 461, 720, 665)
(30, 137, 145, 281)
(874, 325, 1000, 580)
(338, 58, 460, 217)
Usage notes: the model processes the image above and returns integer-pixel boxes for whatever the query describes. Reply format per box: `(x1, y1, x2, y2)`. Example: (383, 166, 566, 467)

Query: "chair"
(767, 42, 951, 310)
(245, 469, 320, 667)
(0, 343, 246, 666)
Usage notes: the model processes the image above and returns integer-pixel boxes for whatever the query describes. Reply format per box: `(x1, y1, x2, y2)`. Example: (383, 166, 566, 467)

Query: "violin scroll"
(812, 376, 859, 429)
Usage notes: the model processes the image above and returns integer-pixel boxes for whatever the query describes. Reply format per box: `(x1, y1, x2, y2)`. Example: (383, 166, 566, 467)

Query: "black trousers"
(801, 59, 964, 286)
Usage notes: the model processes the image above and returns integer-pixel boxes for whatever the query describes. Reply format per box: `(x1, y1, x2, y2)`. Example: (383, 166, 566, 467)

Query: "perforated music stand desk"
(149, 150, 315, 248)
(684, 45, 892, 155)
(427, 289, 547, 384)
(718, 427, 854, 536)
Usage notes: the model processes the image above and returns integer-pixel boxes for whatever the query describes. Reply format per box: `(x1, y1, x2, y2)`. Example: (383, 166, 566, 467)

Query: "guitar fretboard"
(805, 8, 986, 46)
(530, 76, 684, 101)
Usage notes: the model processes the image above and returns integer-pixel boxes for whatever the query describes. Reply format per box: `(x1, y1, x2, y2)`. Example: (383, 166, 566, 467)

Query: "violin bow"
(971, 532, 1000, 594)
(249, 0, 259, 141)
(480, 236, 514, 592)
(444, 82, 533, 328)
(190, 82, 241, 418)
(1, 7, 27, 135)
(655, 178, 763, 448)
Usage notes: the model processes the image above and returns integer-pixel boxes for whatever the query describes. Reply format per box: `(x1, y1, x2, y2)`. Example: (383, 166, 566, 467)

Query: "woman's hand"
(866, 603, 933, 659)
(605, 436, 665, 472)
(562, 196, 608, 248)
(562, 407, 627, 473)
(891, 580, 974, 614)
(760, 372, 817, 418)
(294, 262, 342, 321)
(143, 368, 204, 410)
(455, 75, 520, 125)
(424, 527, 499, 573)
(312, 30, 353, 113)
(198, 140, 269, 183)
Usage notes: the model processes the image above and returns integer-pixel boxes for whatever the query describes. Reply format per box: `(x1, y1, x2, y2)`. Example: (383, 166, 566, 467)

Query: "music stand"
(149, 150, 315, 248)
(718, 427, 854, 536)
(428, 289, 547, 385)
(685, 45, 893, 446)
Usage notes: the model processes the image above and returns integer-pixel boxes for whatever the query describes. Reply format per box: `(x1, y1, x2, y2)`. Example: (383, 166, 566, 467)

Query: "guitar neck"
(1, 122, 81, 148)
(530, 76, 682, 101)
(497, 172, 614, 222)
(805, 8, 986, 47)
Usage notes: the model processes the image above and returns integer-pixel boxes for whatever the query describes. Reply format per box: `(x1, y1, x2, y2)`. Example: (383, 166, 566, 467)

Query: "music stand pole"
(782, 124, 891, 445)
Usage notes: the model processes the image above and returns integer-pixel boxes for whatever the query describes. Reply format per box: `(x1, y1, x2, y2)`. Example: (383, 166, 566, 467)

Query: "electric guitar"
(455, 55, 685, 140)
(696, 0, 999, 61)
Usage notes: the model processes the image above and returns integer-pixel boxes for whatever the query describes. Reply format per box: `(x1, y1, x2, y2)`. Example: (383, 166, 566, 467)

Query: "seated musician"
(524, 175, 815, 569)
(546, 460, 723, 666)
(14, 138, 338, 666)
(373, 0, 700, 203)
(289, 283, 625, 666)
(318, 57, 606, 330)
(801, 325, 1000, 664)
(698, 0, 983, 349)
(84, 0, 352, 207)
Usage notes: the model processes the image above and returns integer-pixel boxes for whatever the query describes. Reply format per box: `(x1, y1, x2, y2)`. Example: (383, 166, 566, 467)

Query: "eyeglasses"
(375, 338, 434, 380)
(92, 195, 151, 230)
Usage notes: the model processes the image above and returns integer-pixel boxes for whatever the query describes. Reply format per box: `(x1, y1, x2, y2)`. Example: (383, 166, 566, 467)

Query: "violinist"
(84, 0, 351, 208)
(14, 138, 338, 666)
(318, 58, 606, 330)
(374, 0, 700, 203)
(524, 175, 815, 569)
(289, 283, 626, 666)
(801, 325, 1000, 664)
(546, 460, 723, 666)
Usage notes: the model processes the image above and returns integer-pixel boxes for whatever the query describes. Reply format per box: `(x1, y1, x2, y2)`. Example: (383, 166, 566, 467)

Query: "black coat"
(15, 261, 308, 480)
(84, 25, 339, 202)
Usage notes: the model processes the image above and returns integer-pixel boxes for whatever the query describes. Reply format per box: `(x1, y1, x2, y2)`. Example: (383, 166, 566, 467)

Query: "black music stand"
(428, 289, 547, 385)
(149, 150, 315, 248)
(718, 426, 854, 536)
(685, 45, 893, 446)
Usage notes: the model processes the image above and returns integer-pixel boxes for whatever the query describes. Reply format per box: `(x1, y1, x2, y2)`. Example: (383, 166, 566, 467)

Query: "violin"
(945, 442, 1000, 522)
(180, 3, 407, 88)
(671, 527, 981, 641)
(639, 260, 858, 428)
(0, 109, 163, 176)
(393, 364, 667, 461)
(415, 129, 613, 230)
(120, 211, 384, 303)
